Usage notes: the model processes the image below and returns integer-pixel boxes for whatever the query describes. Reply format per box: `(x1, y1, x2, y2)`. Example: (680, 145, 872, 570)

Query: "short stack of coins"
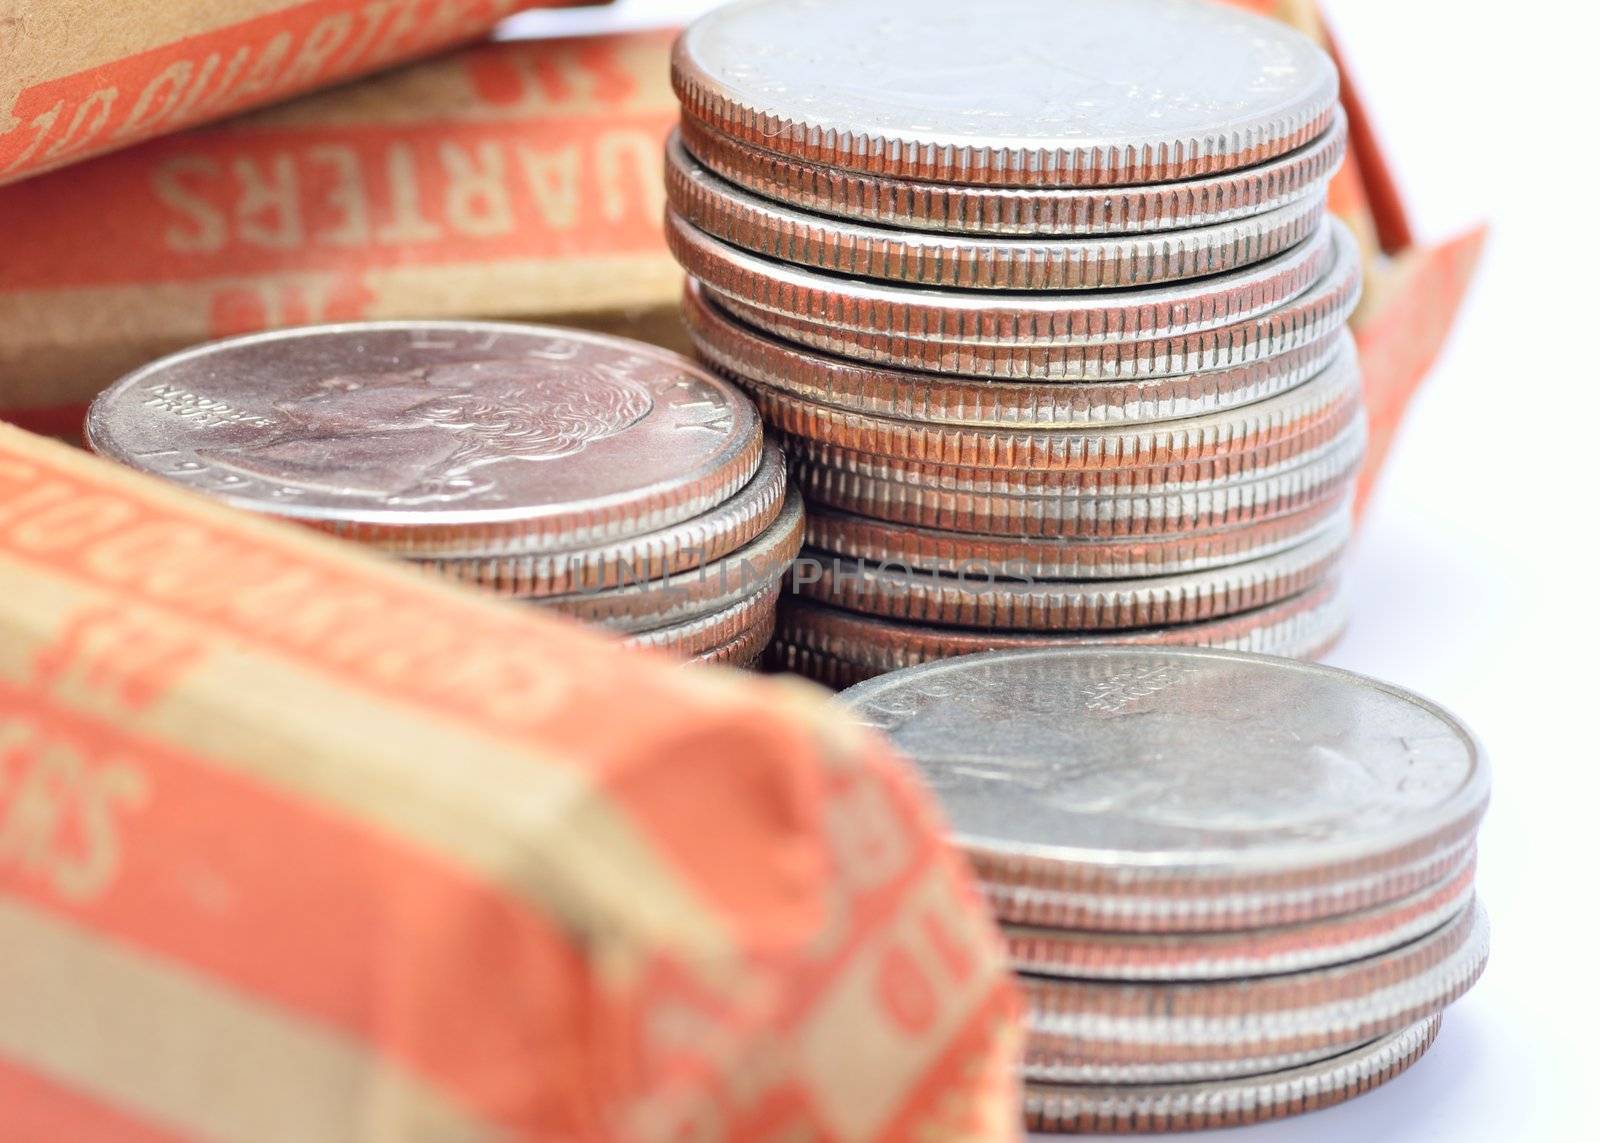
(665, 0, 1365, 687)
(84, 321, 800, 666)
(838, 647, 1490, 1133)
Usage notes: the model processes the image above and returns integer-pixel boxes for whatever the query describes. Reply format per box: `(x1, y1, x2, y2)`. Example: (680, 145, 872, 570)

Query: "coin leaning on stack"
(665, 0, 1365, 686)
(83, 322, 800, 666)
(838, 647, 1490, 1133)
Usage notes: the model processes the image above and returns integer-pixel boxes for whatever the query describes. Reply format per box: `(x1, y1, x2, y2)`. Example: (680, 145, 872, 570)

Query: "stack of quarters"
(839, 648, 1491, 1133)
(664, 0, 1364, 685)
(83, 322, 801, 666)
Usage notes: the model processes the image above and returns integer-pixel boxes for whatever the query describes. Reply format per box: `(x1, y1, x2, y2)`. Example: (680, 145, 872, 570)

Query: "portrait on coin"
(192, 359, 655, 505)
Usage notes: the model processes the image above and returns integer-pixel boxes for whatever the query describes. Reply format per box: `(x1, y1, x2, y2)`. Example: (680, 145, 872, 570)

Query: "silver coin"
(787, 412, 1366, 503)
(677, 109, 1346, 237)
(669, 209, 1335, 348)
(1005, 855, 1476, 981)
(1022, 902, 1487, 1081)
(85, 322, 762, 556)
(702, 217, 1360, 381)
(796, 512, 1346, 630)
(1024, 1016, 1440, 1133)
(673, 0, 1338, 188)
(747, 333, 1360, 472)
(666, 132, 1328, 290)
(546, 486, 803, 633)
(421, 442, 788, 596)
(835, 647, 1488, 895)
(684, 278, 1351, 427)
(802, 492, 1351, 581)
(629, 582, 782, 656)
(772, 580, 1349, 691)
(791, 416, 1363, 538)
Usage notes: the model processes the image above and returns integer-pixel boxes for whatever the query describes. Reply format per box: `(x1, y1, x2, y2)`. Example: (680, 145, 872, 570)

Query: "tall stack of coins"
(839, 647, 1490, 1133)
(665, 0, 1364, 686)
(84, 322, 800, 666)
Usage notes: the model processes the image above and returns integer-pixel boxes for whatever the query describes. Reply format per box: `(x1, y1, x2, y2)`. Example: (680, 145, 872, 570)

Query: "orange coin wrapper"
(0, 0, 595, 186)
(0, 29, 685, 439)
(0, 424, 1020, 1140)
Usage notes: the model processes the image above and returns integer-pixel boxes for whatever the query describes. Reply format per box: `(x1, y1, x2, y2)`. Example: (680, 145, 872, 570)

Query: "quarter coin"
(667, 132, 1327, 290)
(673, 0, 1338, 187)
(86, 321, 762, 556)
(835, 647, 1489, 930)
(703, 218, 1358, 380)
(677, 110, 1345, 237)
(684, 280, 1351, 427)
(746, 338, 1360, 471)
(1022, 902, 1486, 1077)
(1024, 1016, 1440, 1133)
(795, 513, 1345, 630)
(669, 211, 1336, 348)
(801, 492, 1351, 580)
(1005, 857, 1476, 981)
(772, 581, 1347, 689)
(423, 442, 788, 595)
(549, 487, 803, 632)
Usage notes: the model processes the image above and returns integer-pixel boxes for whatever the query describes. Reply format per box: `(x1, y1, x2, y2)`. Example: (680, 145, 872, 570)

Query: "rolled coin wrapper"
(0, 423, 1019, 1138)
(0, 29, 684, 432)
(0, 0, 592, 186)
(1267, 1, 1487, 512)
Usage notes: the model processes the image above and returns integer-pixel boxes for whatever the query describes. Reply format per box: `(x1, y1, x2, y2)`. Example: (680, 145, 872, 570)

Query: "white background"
(508, 2, 1599, 1137)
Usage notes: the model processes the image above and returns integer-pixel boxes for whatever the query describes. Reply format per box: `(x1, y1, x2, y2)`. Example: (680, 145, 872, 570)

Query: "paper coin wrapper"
(0, 29, 684, 439)
(0, 424, 1020, 1139)
(0, 0, 593, 185)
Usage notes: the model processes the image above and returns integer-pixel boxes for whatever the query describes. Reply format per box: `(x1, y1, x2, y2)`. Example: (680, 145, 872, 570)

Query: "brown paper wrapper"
(1264, 0, 1486, 512)
(0, 423, 1020, 1139)
(0, 29, 684, 434)
(0, 0, 593, 187)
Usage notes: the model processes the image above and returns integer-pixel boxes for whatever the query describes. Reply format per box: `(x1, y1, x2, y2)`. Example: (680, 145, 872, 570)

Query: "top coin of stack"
(84, 321, 801, 666)
(838, 647, 1490, 1132)
(666, 0, 1364, 686)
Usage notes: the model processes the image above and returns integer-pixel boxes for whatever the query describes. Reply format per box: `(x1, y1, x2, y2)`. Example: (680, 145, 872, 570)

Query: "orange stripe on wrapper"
(0, 1056, 186, 1143)
(1353, 227, 1487, 512)
(0, 116, 671, 292)
(0, 31, 681, 415)
(0, 0, 549, 186)
(0, 676, 609, 1137)
(0, 428, 1020, 1138)
(0, 899, 496, 1142)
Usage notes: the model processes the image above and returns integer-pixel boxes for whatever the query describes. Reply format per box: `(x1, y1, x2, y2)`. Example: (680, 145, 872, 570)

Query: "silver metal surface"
(669, 209, 1335, 346)
(1024, 1017, 1440, 1133)
(744, 334, 1360, 472)
(548, 486, 803, 632)
(835, 646, 1489, 878)
(772, 581, 1349, 690)
(683, 279, 1351, 427)
(673, 0, 1338, 187)
(677, 110, 1345, 237)
(798, 513, 1345, 630)
(666, 132, 1328, 290)
(700, 217, 1360, 381)
(1022, 902, 1487, 1079)
(423, 442, 788, 596)
(1004, 856, 1475, 981)
(802, 493, 1351, 581)
(86, 321, 762, 556)
(787, 416, 1365, 538)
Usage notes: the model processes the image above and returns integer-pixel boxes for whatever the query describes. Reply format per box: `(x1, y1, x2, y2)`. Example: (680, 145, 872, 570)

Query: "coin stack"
(839, 647, 1490, 1133)
(84, 321, 800, 667)
(665, 0, 1365, 687)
